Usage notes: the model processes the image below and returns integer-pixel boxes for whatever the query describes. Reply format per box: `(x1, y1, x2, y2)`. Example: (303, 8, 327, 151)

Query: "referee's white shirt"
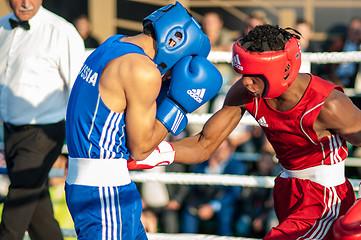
(0, 6, 85, 125)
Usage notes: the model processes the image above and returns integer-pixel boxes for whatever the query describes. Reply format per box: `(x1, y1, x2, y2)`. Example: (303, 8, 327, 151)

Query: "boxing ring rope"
(83, 49, 361, 65)
(54, 229, 261, 240)
(147, 233, 258, 240)
(207, 50, 361, 64)
(1, 168, 359, 191)
(129, 172, 361, 192)
(188, 112, 258, 125)
(131, 172, 275, 188)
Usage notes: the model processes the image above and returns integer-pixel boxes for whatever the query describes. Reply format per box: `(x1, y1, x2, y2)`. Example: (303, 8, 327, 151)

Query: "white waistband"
(66, 157, 131, 187)
(280, 161, 345, 187)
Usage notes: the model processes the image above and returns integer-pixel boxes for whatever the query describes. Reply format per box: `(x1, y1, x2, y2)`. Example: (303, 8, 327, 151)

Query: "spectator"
(48, 154, 73, 233)
(0, 0, 85, 239)
(49, 154, 68, 187)
(140, 205, 158, 233)
(186, 11, 236, 136)
(202, 11, 234, 52)
(73, 14, 100, 49)
(295, 18, 321, 53)
(140, 163, 189, 233)
(295, 18, 322, 75)
(243, 10, 270, 36)
(0, 149, 9, 203)
(335, 17, 361, 88)
(202, 12, 235, 96)
(236, 152, 279, 238)
(180, 138, 247, 236)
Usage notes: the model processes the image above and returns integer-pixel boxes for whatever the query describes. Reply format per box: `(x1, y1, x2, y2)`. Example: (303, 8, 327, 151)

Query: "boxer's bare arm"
(172, 105, 243, 164)
(315, 88, 361, 146)
(127, 56, 223, 169)
(99, 53, 168, 160)
(172, 81, 247, 164)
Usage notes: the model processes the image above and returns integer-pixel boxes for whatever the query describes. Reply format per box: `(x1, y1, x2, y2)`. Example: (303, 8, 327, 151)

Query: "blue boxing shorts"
(65, 158, 147, 240)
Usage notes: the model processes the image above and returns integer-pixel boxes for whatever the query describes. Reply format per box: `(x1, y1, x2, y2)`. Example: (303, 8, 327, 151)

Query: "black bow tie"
(9, 19, 30, 30)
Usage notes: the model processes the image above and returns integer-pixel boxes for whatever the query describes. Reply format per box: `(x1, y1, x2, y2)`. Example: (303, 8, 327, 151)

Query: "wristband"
(156, 97, 188, 135)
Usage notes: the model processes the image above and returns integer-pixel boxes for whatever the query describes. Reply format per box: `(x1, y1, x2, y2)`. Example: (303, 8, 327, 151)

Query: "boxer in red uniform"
(132, 24, 361, 239)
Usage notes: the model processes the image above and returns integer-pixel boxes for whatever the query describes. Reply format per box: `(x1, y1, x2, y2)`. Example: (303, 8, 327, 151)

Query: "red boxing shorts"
(264, 175, 355, 240)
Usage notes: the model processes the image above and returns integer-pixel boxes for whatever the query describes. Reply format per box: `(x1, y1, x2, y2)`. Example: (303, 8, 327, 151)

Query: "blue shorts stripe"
(65, 182, 146, 240)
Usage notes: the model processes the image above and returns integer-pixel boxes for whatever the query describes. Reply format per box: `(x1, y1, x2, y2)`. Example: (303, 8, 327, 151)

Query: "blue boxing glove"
(156, 56, 223, 135)
(156, 78, 170, 107)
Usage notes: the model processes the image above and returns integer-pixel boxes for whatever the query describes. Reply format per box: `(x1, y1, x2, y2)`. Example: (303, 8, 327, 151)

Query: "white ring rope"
(129, 172, 361, 192)
(59, 228, 261, 240)
(2, 165, 357, 191)
(303, 52, 361, 64)
(2, 167, 354, 192)
(31, 168, 357, 191)
(207, 51, 361, 64)
(84, 50, 361, 66)
(131, 172, 275, 188)
(188, 112, 258, 125)
(147, 233, 260, 240)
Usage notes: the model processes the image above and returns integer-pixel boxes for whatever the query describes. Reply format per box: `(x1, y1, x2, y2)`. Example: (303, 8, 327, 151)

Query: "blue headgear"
(143, 1, 211, 75)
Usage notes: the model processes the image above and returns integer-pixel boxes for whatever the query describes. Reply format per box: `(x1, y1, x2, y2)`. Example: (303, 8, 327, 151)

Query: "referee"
(0, 0, 85, 239)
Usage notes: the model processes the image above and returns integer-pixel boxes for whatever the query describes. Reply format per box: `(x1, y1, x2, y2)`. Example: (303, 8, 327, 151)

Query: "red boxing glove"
(333, 197, 361, 240)
(127, 141, 175, 170)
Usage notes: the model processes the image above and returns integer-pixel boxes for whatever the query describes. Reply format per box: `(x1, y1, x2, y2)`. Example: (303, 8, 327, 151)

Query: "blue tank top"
(66, 35, 147, 160)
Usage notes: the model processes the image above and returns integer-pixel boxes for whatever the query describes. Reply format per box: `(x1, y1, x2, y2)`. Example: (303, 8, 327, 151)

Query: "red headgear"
(232, 36, 301, 99)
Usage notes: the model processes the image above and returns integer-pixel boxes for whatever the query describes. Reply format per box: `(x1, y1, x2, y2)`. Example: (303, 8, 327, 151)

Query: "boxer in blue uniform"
(65, 2, 223, 240)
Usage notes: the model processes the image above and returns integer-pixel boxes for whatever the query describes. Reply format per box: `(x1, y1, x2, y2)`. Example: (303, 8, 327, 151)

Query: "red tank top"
(245, 74, 348, 170)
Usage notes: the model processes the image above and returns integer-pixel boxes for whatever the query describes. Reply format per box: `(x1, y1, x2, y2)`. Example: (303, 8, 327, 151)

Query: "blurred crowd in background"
(0, 3, 361, 239)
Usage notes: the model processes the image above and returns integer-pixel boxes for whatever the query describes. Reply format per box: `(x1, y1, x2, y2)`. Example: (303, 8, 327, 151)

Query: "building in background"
(1, 0, 359, 49)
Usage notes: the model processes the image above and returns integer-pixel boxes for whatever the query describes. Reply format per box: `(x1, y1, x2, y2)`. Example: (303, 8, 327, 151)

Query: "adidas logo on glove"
(156, 56, 223, 136)
(187, 88, 206, 103)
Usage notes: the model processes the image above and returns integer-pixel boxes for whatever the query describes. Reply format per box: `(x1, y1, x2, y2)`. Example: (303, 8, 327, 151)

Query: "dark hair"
(73, 14, 90, 23)
(204, 11, 223, 22)
(296, 18, 313, 30)
(143, 22, 156, 40)
(238, 24, 301, 52)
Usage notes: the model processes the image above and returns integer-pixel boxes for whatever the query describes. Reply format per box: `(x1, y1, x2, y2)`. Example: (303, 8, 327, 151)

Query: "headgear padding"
(232, 36, 301, 98)
(143, 1, 211, 75)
